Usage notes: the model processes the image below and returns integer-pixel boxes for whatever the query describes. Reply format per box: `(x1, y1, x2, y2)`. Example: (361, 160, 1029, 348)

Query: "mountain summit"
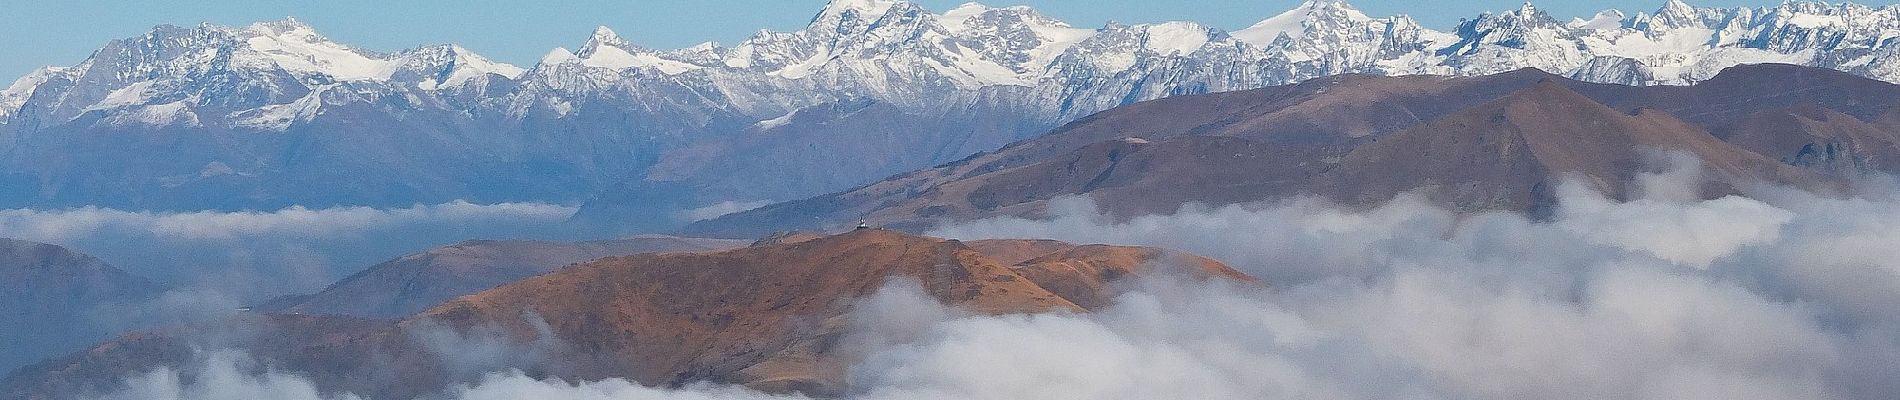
(1233, 0, 1376, 44)
(0, 239, 166, 374)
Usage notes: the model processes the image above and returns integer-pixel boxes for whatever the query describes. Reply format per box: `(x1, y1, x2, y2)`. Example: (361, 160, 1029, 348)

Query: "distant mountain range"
(7, 0, 1900, 231)
(686, 64, 1898, 236)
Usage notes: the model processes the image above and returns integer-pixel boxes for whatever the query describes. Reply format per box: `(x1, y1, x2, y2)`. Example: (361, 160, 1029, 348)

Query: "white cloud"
(0, 201, 587, 375)
(87, 350, 359, 400)
(915, 160, 1900, 399)
(842, 282, 1347, 400)
(0, 201, 579, 297)
(674, 201, 774, 223)
(1555, 183, 1793, 268)
(451, 374, 801, 400)
(0, 201, 575, 241)
(67, 157, 1900, 399)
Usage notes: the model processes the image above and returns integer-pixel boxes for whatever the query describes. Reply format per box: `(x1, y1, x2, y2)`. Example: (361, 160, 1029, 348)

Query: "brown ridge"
(6, 230, 1253, 399)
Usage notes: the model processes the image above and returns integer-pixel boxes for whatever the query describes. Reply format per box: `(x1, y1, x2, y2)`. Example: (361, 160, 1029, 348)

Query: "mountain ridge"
(262, 235, 749, 319)
(2, 230, 1255, 399)
(0, 239, 167, 376)
(10, 0, 1900, 230)
(682, 64, 1881, 236)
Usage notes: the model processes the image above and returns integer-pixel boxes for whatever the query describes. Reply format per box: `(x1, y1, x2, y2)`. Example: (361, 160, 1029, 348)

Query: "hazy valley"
(4, 1, 1900, 399)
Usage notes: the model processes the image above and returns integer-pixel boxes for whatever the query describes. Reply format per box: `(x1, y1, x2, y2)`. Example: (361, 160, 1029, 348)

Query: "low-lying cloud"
(90, 350, 358, 400)
(0, 201, 574, 242)
(69, 157, 1900, 399)
(0, 201, 578, 297)
(0, 201, 583, 376)
(916, 159, 1900, 399)
(674, 201, 775, 223)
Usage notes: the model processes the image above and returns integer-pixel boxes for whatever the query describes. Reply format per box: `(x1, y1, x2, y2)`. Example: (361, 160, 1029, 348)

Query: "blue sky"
(0, 0, 1887, 80)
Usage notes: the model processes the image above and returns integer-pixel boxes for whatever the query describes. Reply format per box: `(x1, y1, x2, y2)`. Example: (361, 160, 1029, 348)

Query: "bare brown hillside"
(5, 231, 1251, 399)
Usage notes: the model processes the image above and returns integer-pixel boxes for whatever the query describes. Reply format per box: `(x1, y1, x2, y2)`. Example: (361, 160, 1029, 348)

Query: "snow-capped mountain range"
(6, 0, 1900, 226)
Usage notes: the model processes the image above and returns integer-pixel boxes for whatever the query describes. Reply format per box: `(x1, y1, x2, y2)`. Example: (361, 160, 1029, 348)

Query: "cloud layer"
(0, 201, 582, 376)
(73, 159, 1900, 399)
(0, 201, 578, 296)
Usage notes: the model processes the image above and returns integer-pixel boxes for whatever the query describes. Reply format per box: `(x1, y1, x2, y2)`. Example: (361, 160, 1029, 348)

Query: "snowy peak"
(937, 2, 995, 25)
(579, 26, 630, 56)
(591, 25, 621, 41)
(237, 18, 391, 81)
(1660, 0, 1695, 13)
(1758, 1, 1853, 29)
(1630, 0, 1720, 33)
(1656, 0, 1699, 21)
(540, 47, 579, 65)
(1137, 21, 1222, 56)
(9, 17, 527, 127)
(1507, 2, 1565, 27)
(561, 26, 705, 74)
(936, 2, 1073, 35)
(1454, 2, 1569, 48)
(79, 17, 513, 88)
(933, 2, 1092, 75)
(0, 67, 68, 122)
(245, 17, 318, 36)
(27, 0, 1900, 215)
(389, 44, 524, 89)
(24, 0, 1900, 135)
(1733, 1, 1895, 52)
(817, 0, 901, 20)
(1233, 0, 1374, 45)
(1571, 10, 1627, 31)
(809, 0, 906, 32)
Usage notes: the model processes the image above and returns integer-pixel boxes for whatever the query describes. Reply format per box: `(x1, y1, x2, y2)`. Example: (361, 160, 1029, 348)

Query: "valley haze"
(2, 0, 1900, 399)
